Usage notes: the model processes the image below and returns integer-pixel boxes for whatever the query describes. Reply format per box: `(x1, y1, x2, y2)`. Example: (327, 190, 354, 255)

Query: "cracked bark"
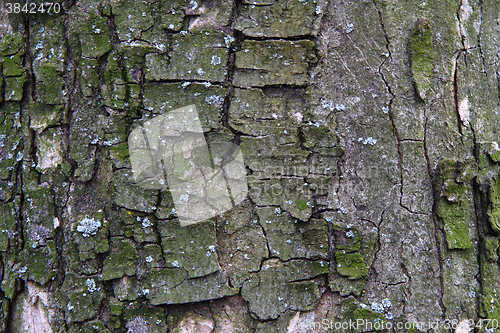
(1, 0, 500, 331)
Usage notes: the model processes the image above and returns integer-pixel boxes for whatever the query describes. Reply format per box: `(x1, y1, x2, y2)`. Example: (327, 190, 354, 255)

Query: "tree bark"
(0, 0, 500, 331)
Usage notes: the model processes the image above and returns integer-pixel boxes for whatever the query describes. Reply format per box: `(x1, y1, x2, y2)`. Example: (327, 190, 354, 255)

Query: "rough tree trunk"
(0, 0, 499, 332)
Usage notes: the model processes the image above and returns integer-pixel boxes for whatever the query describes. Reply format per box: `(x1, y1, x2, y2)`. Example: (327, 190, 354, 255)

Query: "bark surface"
(0, 0, 500, 332)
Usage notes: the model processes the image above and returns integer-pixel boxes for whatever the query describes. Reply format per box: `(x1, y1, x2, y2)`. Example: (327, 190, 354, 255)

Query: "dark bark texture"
(0, 0, 500, 331)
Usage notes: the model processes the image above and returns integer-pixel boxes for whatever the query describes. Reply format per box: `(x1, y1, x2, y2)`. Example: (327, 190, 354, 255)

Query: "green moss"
(39, 63, 65, 104)
(159, 220, 219, 278)
(335, 251, 368, 280)
(442, 180, 466, 201)
(437, 159, 457, 181)
(69, 8, 111, 59)
(479, 253, 500, 320)
(488, 176, 500, 233)
(58, 273, 105, 322)
(29, 103, 64, 132)
(436, 161, 472, 250)
(101, 52, 126, 109)
(296, 199, 308, 211)
(485, 238, 499, 262)
(333, 224, 361, 252)
(478, 152, 490, 170)
(109, 143, 130, 161)
(456, 157, 478, 182)
(234, 0, 317, 38)
(302, 125, 338, 149)
(0, 202, 17, 251)
(2, 55, 25, 77)
(0, 34, 24, 57)
(438, 200, 471, 249)
(409, 18, 434, 101)
(68, 320, 111, 333)
(4, 75, 26, 101)
(102, 238, 137, 280)
(340, 297, 385, 332)
(490, 150, 500, 163)
(108, 298, 124, 329)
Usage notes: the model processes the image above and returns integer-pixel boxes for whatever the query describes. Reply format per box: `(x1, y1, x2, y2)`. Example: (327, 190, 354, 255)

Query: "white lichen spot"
(205, 95, 223, 105)
(142, 217, 152, 228)
(371, 302, 384, 312)
(458, 97, 470, 125)
(76, 217, 101, 237)
(358, 137, 377, 145)
(274, 207, 281, 215)
(208, 245, 215, 252)
(197, 68, 205, 75)
(172, 261, 179, 267)
(210, 55, 221, 65)
(86, 278, 99, 293)
(345, 23, 354, 33)
(145, 256, 153, 263)
(224, 35, 235, 47)
(15, 151, 23, 161)
(67, 302, 74, 311)
(346, 230, 354, 238)
(291, 112, 303, 123)
(53, 217, 60, 229)
(189, 0, 198, 10)
(459, 0, 473, 21)
(382, 298, 392, 308)
(155, 43, 166, 52)
(126, 317, 150, 333)
(336, 104, 346, 111)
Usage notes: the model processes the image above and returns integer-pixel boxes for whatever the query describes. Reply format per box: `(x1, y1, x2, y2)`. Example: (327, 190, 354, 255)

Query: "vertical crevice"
(372, 0, 392, 61)
(472, 176, 486, 326)
(453, 51, 464, 136)
(423, 101, 446, 319)
(221, 0, 244, 147)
